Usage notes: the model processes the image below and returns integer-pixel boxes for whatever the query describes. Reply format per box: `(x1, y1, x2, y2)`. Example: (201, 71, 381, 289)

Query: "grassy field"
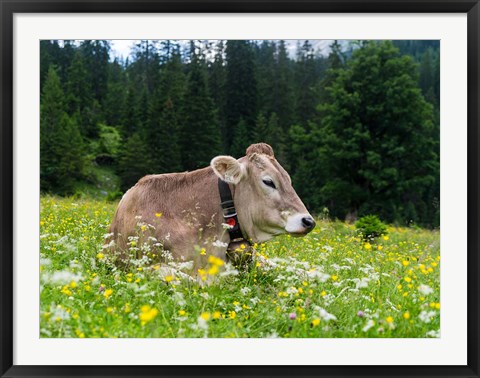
(40, 196, 440, 338)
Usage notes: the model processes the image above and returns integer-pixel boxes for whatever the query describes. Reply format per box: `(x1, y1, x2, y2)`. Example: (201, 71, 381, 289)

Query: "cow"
(106, 143, 315, 274)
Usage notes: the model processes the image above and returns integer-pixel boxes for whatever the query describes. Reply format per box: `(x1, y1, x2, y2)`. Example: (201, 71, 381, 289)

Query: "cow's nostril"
(301, 217, 316, 230)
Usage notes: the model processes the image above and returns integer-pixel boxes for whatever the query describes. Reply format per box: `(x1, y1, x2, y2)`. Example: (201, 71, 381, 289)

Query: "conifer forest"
(40, 40, 440, 227)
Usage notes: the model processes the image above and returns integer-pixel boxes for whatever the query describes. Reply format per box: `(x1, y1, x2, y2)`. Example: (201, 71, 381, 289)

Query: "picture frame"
(1, 0, 479, 377)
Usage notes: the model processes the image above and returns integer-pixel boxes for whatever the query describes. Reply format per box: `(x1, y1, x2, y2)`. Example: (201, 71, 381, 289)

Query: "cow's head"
(211, 143, 316, 243)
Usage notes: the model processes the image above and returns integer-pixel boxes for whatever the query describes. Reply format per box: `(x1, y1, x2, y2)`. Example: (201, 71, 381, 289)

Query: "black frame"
(1, 1, 479, 377)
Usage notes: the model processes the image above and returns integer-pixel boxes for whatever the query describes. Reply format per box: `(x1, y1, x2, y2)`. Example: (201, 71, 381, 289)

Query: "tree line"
(40, 39, 440, 227)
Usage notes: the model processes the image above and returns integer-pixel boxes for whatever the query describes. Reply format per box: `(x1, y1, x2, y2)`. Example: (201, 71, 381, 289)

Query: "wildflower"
(103, 289, 113, 299)
(178, 310, 186, 316)
(357, 310, 365, 318)
(386, 316, 394, 323)
(155, 212, 162, 218)
(207, 265, 219, 275)
(139, 305, 158, 326)
(228, 311, 237, 319)
(208, 255, 224, 266)
(331, 275, 338, 281)
(383, 235, 389, 241)
(164, 275, 174, 283)
(200, 248, 206, 256)
(197, 269, 207, 281)
(435, 303, 440, 310)
(418, 284, 433, 295)
(403, 312, 410, 320)
(311, 319, 321, 327)
(289, 312, 297, 320)
(364, 243, 372, 250)
(61, 285, 72, 296)
(200, 312, 210, 321)
(362, 319, 375, 332)
(212, 240, 228, 248)
(419, 310, 437, 323)
(402, 260, 410, 267)
(213, 311, 221, 320)
(404, 276, 412, 283)
(426, 329, 440, 338)
(96, 253, 105, 260)
(377, 245, 383, 251)
(320, 291, 327, 297)
(69, 281, 77, 289)
(316, 307, 337, 321)
(124, 303, 131, 313)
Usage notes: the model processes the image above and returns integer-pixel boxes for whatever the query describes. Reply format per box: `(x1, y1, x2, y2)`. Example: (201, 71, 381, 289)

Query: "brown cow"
(106, 143, 315, 273)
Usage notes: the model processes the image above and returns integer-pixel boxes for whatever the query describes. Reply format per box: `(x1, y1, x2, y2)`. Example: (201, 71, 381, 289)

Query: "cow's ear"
(210, 156, 245, 184)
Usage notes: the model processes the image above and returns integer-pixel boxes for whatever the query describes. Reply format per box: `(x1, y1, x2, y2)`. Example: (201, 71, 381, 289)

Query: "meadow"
(40, 196, 440, 338)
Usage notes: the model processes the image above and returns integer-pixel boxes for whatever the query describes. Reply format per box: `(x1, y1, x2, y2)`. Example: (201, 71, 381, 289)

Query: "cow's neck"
(218, 179, 247, 244)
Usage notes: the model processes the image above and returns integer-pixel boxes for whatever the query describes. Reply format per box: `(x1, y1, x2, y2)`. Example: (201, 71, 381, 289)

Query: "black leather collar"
(217, 178, 247, 243)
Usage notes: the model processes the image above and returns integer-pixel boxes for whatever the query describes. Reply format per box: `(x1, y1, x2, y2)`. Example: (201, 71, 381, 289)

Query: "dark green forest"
(40, 40, 440, 227)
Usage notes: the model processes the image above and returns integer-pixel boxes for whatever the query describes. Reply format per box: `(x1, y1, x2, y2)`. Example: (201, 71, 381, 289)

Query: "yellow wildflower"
(386, 316, 394, 323)
(61, 285, 72, 296)
(103, 289, 113, 299)
(200, 312, 211, 321)
(403, 312, 410, 320)
(165, 275, 174, 283)
(178, 310, 186, 316)
(311, 318, 321, 327)
(213, 311, 221, 320)
(139, 305, 158, 325)
(155, 212, 162, 218)
(364, 243, 372, 250)
(96, 253, 105, 260)
(207, 265, 219, 275)
(208, 255, 224, 266)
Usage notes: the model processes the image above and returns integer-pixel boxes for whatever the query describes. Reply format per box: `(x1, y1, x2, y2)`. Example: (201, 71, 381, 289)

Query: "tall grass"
(40, 196, 440, 338)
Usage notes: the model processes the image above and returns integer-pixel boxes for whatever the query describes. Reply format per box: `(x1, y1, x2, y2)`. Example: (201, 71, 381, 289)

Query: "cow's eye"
(262, 178, 276, 189)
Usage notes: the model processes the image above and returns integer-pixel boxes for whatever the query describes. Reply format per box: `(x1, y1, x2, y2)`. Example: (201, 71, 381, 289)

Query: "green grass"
(40, 196, 440, 338)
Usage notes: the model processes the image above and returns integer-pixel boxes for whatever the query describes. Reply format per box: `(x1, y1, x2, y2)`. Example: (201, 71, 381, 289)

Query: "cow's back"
(107, 168, 223, 264)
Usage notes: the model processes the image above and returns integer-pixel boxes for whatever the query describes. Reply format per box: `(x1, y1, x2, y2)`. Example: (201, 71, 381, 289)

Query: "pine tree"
(275, 40, 295, 131)
(40, 66, 85, 194)
(117, 133, 152, 191)
(66, 50, 101, 138)
(180, 44, 221, 170)
(225, 40, 257, 151)
(103, 58, 127, 128)
(209, 41, 228, 150)
(317, 41, 438, 224)
(146, 51, 185, 174)
(230, 119, 250, 158)
(294, 40, 320, 126)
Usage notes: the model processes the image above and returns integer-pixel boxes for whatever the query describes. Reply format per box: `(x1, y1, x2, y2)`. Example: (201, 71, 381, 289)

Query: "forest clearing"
(40, 196, 440, 338)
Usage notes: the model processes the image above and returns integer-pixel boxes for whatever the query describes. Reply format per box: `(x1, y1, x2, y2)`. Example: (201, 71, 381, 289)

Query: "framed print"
(1, 1, 479, 377)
